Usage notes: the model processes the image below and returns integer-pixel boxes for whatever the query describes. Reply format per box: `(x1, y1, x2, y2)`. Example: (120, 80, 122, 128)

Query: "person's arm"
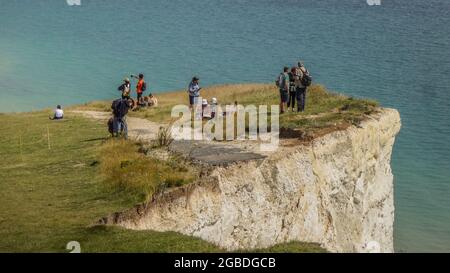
(284, 75, 289, 91)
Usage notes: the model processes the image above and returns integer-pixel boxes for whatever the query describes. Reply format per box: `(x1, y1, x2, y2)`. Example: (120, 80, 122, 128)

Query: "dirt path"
(70, 110, 278, 165)
(70, 110, 163, 142)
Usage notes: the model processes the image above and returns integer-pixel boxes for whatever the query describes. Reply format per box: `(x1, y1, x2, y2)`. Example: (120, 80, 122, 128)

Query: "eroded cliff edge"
(97, 108, 401, 253)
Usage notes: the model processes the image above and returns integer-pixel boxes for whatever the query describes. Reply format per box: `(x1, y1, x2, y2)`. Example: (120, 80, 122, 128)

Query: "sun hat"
(124, 77, 130, 83)
(212, 98, 217, 104)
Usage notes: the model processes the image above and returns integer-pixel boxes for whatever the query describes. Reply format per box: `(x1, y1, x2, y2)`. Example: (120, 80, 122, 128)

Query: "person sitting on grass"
(49, 105, 64, 120)
(148, 93, 158, 107)
(211, 97, 217, 118)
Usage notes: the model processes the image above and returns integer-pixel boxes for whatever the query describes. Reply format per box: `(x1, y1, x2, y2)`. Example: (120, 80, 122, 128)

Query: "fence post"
(47, 125, 51, 150)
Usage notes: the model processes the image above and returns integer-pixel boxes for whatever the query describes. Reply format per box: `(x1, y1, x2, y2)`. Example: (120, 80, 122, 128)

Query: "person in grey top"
(296, 62, 310, 112)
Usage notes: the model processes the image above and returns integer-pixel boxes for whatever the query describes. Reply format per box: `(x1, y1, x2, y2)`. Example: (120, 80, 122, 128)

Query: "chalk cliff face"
(99, 108, 401, 253)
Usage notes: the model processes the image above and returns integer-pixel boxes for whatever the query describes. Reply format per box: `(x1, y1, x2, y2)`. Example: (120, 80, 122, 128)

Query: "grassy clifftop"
(0, 95, 326, 253)
(0, 83, 377, 252)
(73, 83, 378, 140)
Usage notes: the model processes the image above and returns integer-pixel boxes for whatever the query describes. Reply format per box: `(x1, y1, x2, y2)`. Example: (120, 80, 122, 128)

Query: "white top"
(55, 109, 64, 118)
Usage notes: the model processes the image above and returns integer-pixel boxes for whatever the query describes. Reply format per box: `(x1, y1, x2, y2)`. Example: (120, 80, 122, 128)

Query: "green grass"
(0, 111, 324, 252)
(98, 139, 198, 204)
(72, 83, 378, 140)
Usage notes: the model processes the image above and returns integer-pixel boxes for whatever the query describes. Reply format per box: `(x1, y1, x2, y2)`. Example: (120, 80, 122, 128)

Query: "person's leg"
(296, 88, 302, 112)
(112, 117, 119, 136)
(291, 91, 296, 110)
(193, 96, 202, 119)
(282, 90, 288, 113)
(189, 95, 194, 109)
(299, 88, 306, 112)
(279, 90, 284, 113)
(121, 118, 128, 139)
(287, 92, 291, 110)
(118, 118, 123, 136)
(302, 88, 307, 111)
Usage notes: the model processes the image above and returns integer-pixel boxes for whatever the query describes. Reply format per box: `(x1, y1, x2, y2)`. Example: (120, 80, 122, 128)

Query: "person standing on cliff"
(118, 77, 131, 100)
(287, 67, 297, 112)
(188, 76, 201, 110)
(132, 73, 147, 105)
(276, 67, 290, 114)
(296, 61, 311, 112)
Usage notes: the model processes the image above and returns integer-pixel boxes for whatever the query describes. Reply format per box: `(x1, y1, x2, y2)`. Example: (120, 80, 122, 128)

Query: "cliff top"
(71, 83, 379, 141)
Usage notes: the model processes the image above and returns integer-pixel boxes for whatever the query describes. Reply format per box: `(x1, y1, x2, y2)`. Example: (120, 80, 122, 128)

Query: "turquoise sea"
(0, 0, 449, 252)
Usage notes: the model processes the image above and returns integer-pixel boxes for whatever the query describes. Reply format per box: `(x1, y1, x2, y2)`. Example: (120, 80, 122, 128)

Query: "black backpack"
(142, 81, 147, 92)
(112, 99, 129, 118)
(301, 71, 312, 87)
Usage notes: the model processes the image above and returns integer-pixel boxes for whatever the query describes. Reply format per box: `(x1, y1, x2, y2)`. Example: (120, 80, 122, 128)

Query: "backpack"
(301, 70, 312, 87)
(107, 117, 114, 135)
(275, 73, 287, 89)
(141, 81, 147, 92)
(112, 99, 129, 118)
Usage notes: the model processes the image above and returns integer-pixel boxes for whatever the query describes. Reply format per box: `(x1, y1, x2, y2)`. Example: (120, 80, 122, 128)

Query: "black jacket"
(111, 99, 129, 119)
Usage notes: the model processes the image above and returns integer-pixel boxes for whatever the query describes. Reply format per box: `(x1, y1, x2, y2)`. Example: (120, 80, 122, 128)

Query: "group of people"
(110, 73, 158, 138)
(276, 61, 311, 113)
(56, 62, 311, 138)
(187, 76, 222, 119)
(117, 74, 158, 108)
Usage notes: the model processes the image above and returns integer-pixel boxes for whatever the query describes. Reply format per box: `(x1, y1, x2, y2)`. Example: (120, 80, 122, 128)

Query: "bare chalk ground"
(70, 110, 162, 142)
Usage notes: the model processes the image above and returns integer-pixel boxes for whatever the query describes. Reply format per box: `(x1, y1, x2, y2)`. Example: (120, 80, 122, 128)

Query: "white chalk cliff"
(98, 108, 401, 253)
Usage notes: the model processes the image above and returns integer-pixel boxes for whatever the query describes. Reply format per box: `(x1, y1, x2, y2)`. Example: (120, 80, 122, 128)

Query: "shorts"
(189, 95, 199, 105)
(280, 89, 289, 103)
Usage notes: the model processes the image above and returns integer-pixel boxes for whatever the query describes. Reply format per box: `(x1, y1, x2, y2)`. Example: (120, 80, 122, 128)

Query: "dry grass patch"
(98, 139, 198, 203)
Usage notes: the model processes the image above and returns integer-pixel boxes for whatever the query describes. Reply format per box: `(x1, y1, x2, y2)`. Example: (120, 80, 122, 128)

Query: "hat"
(202, 99, 208, 105)
(124, 77, 130, 83)
(211, 98, 217, 104)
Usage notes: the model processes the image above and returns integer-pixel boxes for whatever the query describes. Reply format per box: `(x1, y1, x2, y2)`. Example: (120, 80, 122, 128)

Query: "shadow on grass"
(82, 137, 110, 142)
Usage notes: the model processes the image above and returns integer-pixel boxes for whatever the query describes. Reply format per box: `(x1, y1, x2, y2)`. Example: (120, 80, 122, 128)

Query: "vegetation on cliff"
(1, 83, 376, 252)
(0, 107, 325, 252)
(74, 83, 378, 140)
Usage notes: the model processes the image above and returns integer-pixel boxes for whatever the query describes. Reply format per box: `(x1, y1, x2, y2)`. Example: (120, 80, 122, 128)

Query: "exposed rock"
(97, 108, 401, 253)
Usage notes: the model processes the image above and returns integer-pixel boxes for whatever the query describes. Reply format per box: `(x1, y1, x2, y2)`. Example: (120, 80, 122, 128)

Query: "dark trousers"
(288, 91, 296, 109)
(296, 87, 307, 112)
